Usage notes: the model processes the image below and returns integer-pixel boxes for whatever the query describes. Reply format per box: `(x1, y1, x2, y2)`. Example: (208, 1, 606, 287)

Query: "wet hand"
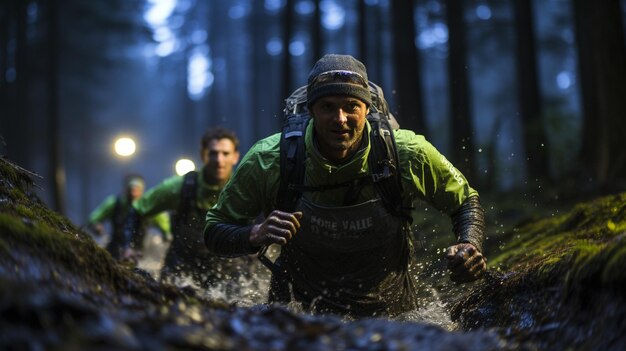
(250, 211, 302, 246)
(445, 243, 487, 283)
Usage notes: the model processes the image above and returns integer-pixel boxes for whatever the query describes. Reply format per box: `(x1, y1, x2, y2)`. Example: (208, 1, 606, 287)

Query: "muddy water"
(118, 232, 516, 350)
(0, 228, 518, 350)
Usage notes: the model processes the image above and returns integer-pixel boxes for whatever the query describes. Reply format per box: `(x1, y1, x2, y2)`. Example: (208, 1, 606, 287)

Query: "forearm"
(88, 196, 116, 224)
(451, 195, 485, 253)
(204, 223, 259, 257)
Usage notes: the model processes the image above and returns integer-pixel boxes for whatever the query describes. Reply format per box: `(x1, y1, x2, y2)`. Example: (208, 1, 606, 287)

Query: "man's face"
(127, 185, 144, 201)
(311, 95, 368, 163)
(201, 138, 240, 183)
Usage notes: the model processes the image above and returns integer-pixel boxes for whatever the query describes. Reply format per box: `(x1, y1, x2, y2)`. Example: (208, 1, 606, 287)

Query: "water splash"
(396, 287, 458, 331)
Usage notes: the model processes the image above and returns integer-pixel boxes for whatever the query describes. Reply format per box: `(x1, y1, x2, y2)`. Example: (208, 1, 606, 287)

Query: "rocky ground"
(1, 156, 625, 350)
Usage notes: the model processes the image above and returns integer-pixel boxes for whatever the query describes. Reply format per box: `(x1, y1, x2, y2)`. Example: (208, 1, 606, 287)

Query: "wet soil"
(1, 156, 625, 350)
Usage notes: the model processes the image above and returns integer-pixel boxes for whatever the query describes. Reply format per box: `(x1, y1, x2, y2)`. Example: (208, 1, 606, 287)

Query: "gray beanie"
(307, 54, 372, 108)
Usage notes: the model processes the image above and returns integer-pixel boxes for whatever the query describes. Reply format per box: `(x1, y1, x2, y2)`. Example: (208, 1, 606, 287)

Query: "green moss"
(1, 156, 234, 333)
(6, 187, 25, 202)
(488, 192, 626, 294)
(0, 159, 26, 186)
(0, 210, 177, 305)
(606, 219, 626, 232)
(13, 203, 35, 219)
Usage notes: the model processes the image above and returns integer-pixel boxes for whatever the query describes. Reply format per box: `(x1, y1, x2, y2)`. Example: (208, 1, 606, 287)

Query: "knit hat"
(307, 54, 372, 108)
(124, 174, 145, 190)
(127, 178, 144, 190)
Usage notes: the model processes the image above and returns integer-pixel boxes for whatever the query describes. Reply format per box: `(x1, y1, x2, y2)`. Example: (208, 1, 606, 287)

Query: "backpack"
(112, 196, 124, 230)
(174, 170, 198, 228)
(275, 81, 412, 223)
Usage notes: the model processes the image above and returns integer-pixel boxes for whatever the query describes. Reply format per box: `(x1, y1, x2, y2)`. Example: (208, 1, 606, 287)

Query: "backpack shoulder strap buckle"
(371, 160, 393, 182)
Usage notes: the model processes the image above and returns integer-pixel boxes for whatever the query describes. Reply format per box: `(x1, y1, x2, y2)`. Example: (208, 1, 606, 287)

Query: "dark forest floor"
(1, 156, 625, 350)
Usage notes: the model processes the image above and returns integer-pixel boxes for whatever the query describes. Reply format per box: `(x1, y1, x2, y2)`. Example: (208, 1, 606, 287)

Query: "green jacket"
(88, 195, 170, 236)
(205, 120, 478, 230)
(132, 166, 223, 218)
(88, 194, 124, 225)
(133, 166, 257, 288)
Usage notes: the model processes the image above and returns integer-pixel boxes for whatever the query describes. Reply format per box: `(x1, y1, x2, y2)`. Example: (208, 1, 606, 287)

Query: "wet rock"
(452, 192, 626, 350)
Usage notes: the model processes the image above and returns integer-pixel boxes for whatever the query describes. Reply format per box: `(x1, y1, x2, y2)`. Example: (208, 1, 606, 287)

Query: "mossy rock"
(451, 191, 626, 350)
(490, 192, 626, 292)
(0, 157, 205, 304)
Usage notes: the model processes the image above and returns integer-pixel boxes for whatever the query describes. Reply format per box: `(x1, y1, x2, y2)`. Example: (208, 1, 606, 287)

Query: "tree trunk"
(208, 0, 226, 126)
(181, 46, 195, 155)
(445, 0, 477, 183)
(513, 0, 549, 184)
(311, 0, 322, 65)
(281, 0, 294, 100)
(358, 0, 367, 65)
(0, 0, 7, 91)
(0, 1, 9, 153)
(390, 0, 425, 134)
(370, 4, 383, 84)
(47, 0, 66, 214)
(573, 0, 626, 189)
(2, 0, 30, 166)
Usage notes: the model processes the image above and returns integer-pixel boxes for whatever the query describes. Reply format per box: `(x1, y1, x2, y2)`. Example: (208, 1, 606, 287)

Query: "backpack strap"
(112, 196, 124, 229)
(367, 112, 413, 223)
(276, 84, 310, 212)
(177, 170, 198, 224)
(117, 196, 138, 249)
(276, 113, 309, 212)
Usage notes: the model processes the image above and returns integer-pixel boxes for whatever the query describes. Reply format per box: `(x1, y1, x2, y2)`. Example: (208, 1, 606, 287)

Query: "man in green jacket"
(204, 54, 487, 318)
(87, 174, 171, 262)
(125, 127, 256, 292)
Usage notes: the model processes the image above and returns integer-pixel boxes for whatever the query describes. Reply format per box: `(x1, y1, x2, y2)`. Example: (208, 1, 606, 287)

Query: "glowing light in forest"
(266, 38, 283, 56)
(153, 27, 174, 42)
(476, 5, 492, 20)
(144, 0, 179, 58)
(144, 0, 177, 26)
(289, 40, 306, 56)
(155, 39, 178, 57)
(188, 50, 214, 100)
(416, 22, 448, 49)
(229, 4, 250, 19)
(114, 137, 136, 157)
(320, 1, 345, 30)
(265, 0, 286, 13)
(175, 158, 196, 176)
(557, 71, 573, 90)
(295, 1, 315, 15)
(190, 29, 208, 44)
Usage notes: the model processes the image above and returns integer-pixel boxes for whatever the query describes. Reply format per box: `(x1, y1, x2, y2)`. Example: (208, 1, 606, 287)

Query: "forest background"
(1, 0, 625, 226)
